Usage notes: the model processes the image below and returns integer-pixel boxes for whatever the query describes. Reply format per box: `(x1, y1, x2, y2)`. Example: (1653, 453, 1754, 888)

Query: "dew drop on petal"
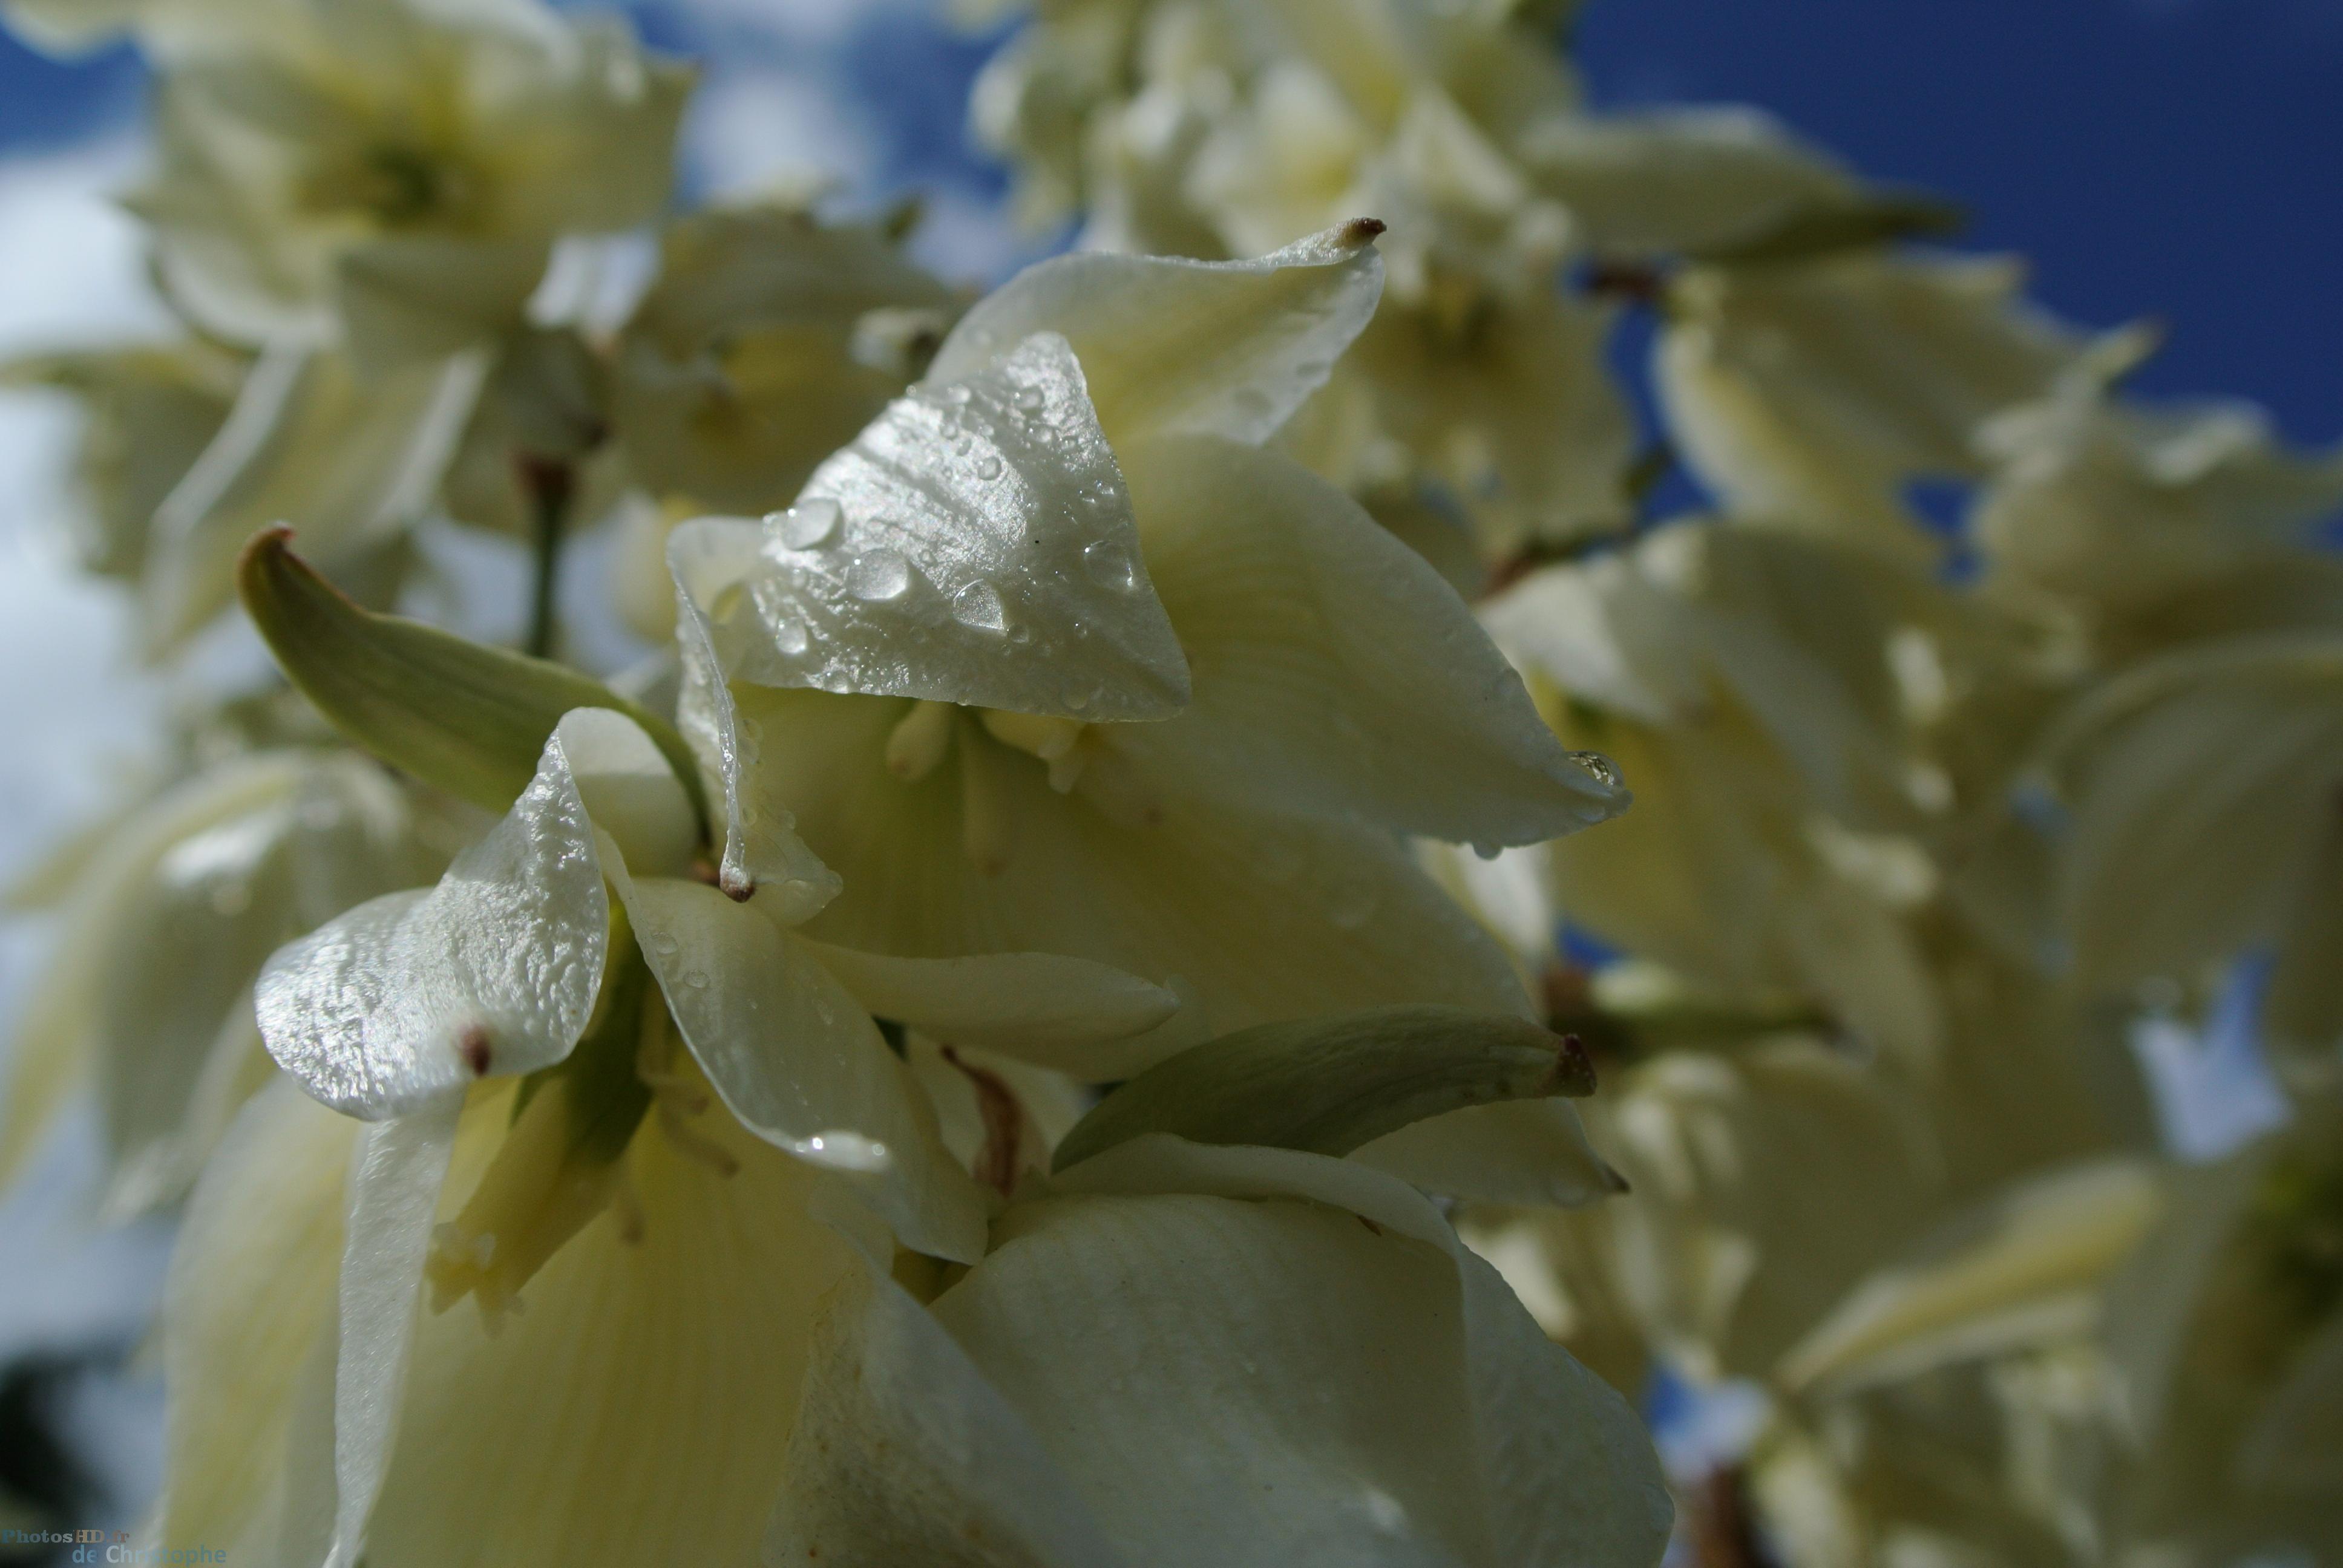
(974, 452, 1004, 481)
(1012, 384, 1046, 416)
(847, 549, 912, 601)
(1472, 840, 1502, 862)
(772, 618, 810, 655)
(951, 580, 1007, 633)
(772, 497, 842, 550)
(1568, 750, 1622, 789)
(1081, 540, 1138, 592)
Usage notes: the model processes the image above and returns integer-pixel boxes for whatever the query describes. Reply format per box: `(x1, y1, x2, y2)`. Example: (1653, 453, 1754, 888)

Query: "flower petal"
(1352, 1100, 1626, 1209)
(160, 1080, 359, 1557)
(354, 1079, 861, 1566)
(733, 685, 1536, 1032)
(768, 1263, 1127, 1568)
(611, 872, 988, 1263)
(671, 330, 1190, 723)
(324, 1097, 462, 1568)
(145, 344, 486, 655)
(1116, 434, 1624, 844)
(254, 731, 611, 1119)
(671, 557, 844, 913)
(925, 221, 1386, 449)
(549, 707, 699, 881)
(801, 941, 1185, 1077)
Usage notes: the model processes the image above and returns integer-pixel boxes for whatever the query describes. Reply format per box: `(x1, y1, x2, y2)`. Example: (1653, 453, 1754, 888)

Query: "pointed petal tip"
(1341, 217, 1388, 247)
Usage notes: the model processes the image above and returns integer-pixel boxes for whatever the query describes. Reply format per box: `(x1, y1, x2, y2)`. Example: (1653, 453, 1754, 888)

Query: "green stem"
(520, 455, 574, 661)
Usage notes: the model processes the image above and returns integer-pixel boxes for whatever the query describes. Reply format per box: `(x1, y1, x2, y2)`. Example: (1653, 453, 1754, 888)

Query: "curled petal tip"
(1341, 217, 1388, 246)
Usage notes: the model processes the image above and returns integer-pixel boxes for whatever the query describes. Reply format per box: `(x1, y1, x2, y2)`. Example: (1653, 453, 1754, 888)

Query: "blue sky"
(5, 0, 2337, 440)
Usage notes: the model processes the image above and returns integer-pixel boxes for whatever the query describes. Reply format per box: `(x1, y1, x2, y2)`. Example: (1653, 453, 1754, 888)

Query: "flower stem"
(519, 455, 575, 660)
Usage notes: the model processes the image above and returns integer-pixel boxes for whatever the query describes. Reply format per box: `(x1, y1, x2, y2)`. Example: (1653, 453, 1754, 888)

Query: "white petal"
(324, 1099, 462, 1568)
(160, 1080, 359, 1557)
(1054, 1139, 1673, 1565)
(736, 685, 1537, 1031)
(612, 872, 987, 1263)
(671, 555, 844, 915)
(549, 707, 699, 881)
(767, 1264, 1127, 1568)
(801, 941, 1185, 1077)
(254, 733, 611, 1119)
(672, 332, 1190, 723)
(1779, 1158, 2163, 1394)
(1352, 1099, 1626, 1209)
(925, 221, 1386, 449)
(1116, 434, 1623, 844)
(358, 1077, 863, 1566)
(144, 344, 486, 655)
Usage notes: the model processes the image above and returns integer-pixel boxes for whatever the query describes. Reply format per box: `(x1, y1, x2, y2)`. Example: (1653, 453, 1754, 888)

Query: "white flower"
(663, 227, 1623, 1201)
(126, 0, 689, 359)
(247, 708, 1179, 1566)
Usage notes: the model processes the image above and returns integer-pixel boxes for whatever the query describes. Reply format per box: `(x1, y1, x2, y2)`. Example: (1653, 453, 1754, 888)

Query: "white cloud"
(684, 64, 883, 201)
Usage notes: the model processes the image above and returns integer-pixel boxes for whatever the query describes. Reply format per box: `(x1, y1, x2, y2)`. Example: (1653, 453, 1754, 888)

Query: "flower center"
(880, 700, 1165, 874)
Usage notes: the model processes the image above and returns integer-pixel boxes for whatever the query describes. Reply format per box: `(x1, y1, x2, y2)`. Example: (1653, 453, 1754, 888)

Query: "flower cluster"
(1, 1, 2338, 1566)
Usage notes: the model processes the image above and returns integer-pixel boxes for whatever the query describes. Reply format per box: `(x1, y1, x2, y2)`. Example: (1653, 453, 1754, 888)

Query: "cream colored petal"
(1518, 106, 1851, 256)
(144, 344, 485, 655)
(1352, 1099, 1624, 1209)
(996, 1137, 1671, 1567)
(336, 237, 554, 370)
(740, 686, 1535, 1031)
(611, 873, 987, 1263)
(549, 707, 699, 881)
(324, 1098, 462, 1568)
(1779, 1158, 2163, 1394)
(97, 757, 426, 1215)
(801, 941, 1183, 1077)
(358, 1074, 860, 1566)
(2055, 653, 2343, 989)
(0, 754, 316, 1189)
(937, 1188, 1502, 1564)
(1117, 434, 1622, 845)
(767, 1263, 1128, 1568)
(254, 731, 609, 1119)
(160, 1080, 358, 1556)
(925, 220, 1386, 449)
(671, 332, 1189, 722)
(671, 550, 844, 913)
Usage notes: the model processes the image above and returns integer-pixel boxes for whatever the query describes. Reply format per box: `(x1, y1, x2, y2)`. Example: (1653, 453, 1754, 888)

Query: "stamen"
(957, 716, 1021, 874)
(978, 708, 1084, 765)
(885, 699, 957, 782)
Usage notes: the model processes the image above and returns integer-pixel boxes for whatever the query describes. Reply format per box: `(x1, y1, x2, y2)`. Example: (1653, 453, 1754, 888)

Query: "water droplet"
(1007, 622, 1034, 646)
(1012, 384, 1046, 415)
(974, 452, 1004, 481)
(951, 580, 1007, 633)
(801, 1131, 891, 1172)
(1472, 840, 1502, 861)
(1568, 750, 1621, 790)
(1064, 684, 1092, 711)
(848, 549, 911, 601)
(1082, 540, 1138, 592)
(771, 497, 842, 550)
(772, 618, 810, 655)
